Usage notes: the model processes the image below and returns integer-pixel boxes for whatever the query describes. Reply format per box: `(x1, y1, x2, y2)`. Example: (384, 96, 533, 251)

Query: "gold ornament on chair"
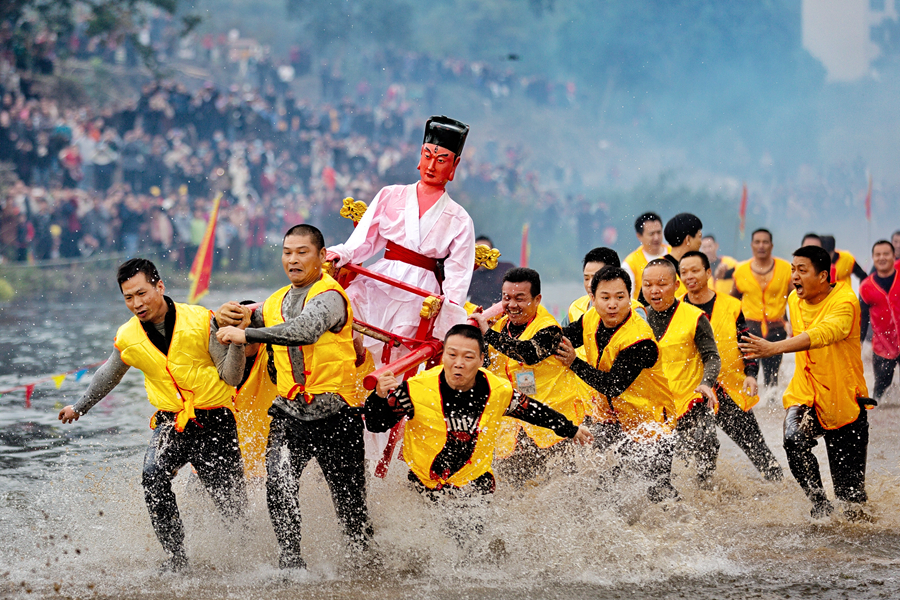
(339, 197, 368, 224)
(474, 244, 501, 270)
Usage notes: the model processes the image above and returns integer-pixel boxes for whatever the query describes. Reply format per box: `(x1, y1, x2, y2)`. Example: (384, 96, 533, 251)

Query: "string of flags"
(0, 360, 106, 408)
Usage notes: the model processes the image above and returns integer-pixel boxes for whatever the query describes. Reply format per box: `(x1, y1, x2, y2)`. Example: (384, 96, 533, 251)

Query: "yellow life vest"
(733, 258, 792, 337)
(115, 302, 235, 432)
(262, 274, 360, 406)
(404, 366, 513, 489)
(706, 293, 759, 411)
(832, 250, 856, 285)
(624, 245, 670, 300)
(583, 308, 676, 442)
(233, 345, 278, 478)
(783, 283, 869, 430)
(710, 255, 738, 295)
(567, 294, 592, 324)
(654, 300, 707, 417)
(488, 304, 587, 456)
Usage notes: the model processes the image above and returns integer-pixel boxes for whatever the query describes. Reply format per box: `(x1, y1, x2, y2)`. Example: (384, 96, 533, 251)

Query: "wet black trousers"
(265, 405, 372, 562)
(872, 354, 899, 400)
(592, 419, 676, 494)
(783, 404, 869, 505)
(675, 402, 719, 482)
(716, 388, 783, 480)
(745, 321, 788, 387)
(142, 407, 248, 558)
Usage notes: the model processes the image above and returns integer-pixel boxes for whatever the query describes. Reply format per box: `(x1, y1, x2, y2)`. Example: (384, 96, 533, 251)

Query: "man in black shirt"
(679, 252, 783, 481)
(365, 325, 591, 539)
(558, 267, 680, 503)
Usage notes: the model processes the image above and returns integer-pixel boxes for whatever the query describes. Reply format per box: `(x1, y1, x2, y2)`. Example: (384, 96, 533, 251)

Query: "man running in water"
(859, 240, 900, 400)
(680, 251, 783, 481)
(58, 258, 247, 572)
(740, 245, 872, 520)
(731, 228, 793, 388)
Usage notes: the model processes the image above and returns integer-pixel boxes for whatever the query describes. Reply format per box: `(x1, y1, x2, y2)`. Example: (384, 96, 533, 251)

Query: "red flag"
(24, 384, 34, 408)
(188, 193, 222, 304)
(739, 183, 748, 238)
(865, 174, 873, 221)
(520, 223, 530, 268)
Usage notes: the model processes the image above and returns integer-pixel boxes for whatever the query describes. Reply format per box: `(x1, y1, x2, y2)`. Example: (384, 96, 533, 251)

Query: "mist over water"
(3, 289, 900, 599)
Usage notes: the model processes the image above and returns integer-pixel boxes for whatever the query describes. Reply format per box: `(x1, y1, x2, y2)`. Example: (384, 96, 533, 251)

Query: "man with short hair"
(731, 228, 793, 388)
(859, 240, 900, 400)
(557, 266, 680, 502)
(680, 251, 783, 481)
(58, 258, 248, 572)
(564, 246, 621, 326)
(622, 212, 669, 301)
(702, 235, 738, 295)
(817, 235, 867, 286)
(365, 325, 591, 538)
(740, 246, 872, 520)
(892, 230, 900, 262)
(470, 267, 588, 482)
(641, 258, 721, 485)
(216, 224, 372, 570)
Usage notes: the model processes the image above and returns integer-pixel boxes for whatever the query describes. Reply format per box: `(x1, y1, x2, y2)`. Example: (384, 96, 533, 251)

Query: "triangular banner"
(75, 368, 88, 381)
(53, 374, 67, 389)
(24, 384, 35, 409)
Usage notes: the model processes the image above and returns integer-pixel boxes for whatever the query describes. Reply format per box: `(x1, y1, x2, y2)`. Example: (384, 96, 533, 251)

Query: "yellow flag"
(52, 374, 66, 389)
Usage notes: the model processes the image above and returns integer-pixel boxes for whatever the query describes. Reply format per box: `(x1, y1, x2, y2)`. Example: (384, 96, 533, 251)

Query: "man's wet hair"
(752, 228, 773, 243)
(872, 239, 894, 254)
(284, 224, 325, 250)
(445, 324, 486, 355)
(801, 232, 821, 246)
(583, 247, 620, 270)
(819, 235, 836, 254)
(664, 213, 703, 247)
(117, 258, 161, 291)
(503, 267, 541, 297)
(590, 266, 632, 296)
(634, 212, 662, 235)
(644, 257, 678, 279)
(793, 245, 832, 276)
(680, 250, 710, 271)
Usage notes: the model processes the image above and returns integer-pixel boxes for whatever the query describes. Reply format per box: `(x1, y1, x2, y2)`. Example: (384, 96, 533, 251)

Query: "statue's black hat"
(423, 116, 469, 157)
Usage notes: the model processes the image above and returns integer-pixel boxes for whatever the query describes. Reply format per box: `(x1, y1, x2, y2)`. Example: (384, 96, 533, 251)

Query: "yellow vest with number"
(583, 308, 675, 441)
(733, 258, 792, 337)
(655, 301, 707, 417)
(404, 366, 513, 489)
(489, 304, 586, 455)
(262, 275, 360, 406)
(783, 283, 869, 430)
(115, 302, 234, 432)
(706, 294, 759, 411)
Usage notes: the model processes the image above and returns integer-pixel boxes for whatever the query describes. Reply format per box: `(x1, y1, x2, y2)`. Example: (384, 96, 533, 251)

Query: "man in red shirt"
(859, 240, 900, 400)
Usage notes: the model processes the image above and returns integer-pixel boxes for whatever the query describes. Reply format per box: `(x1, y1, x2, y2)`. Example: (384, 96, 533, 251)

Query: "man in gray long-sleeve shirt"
(640, 258, 721, 486)
(216, 224, 372, 571)
(58, 258, 248, 573)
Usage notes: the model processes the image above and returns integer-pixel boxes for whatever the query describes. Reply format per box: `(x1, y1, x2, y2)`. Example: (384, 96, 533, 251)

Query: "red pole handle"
(362, 340, 443, 389)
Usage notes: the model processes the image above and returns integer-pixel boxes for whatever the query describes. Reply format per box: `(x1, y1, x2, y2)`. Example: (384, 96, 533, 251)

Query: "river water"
(2, 288, 900, 599)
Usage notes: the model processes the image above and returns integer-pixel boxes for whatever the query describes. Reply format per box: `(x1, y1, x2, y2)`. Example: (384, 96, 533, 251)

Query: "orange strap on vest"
(384, 240, 447, 289)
